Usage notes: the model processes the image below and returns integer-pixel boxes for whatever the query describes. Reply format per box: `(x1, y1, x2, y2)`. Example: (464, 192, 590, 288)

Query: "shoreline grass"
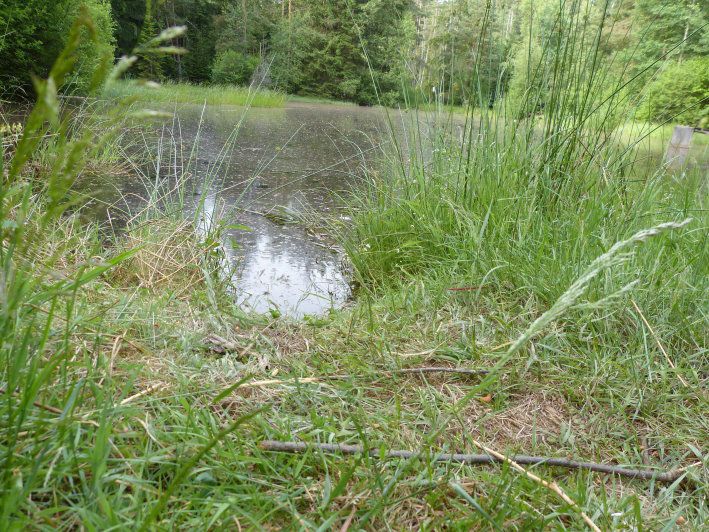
(3, 99, 706, 529)
(286, 94, 359, 107)
(103, 80, 286, 108)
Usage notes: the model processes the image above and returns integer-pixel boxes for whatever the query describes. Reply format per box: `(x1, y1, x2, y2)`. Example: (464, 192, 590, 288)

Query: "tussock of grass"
(104, 80, 286, 108)
(112, 217, 216, 292)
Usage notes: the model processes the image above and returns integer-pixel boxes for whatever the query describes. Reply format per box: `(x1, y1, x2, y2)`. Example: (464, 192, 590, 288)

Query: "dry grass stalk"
(120, 383, 163, 406)
(108, 335, 123, 377)
(631, 299, 689, 387)
(114, 218, 211, 291)
(238, 367, 488, 389)
(469, 438, 601, 532)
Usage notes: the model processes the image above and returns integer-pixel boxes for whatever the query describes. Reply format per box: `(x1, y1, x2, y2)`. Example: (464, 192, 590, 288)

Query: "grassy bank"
(104, 80, 286, 108)
(2, 17, 708, 532)
(2, 172, 705, 529)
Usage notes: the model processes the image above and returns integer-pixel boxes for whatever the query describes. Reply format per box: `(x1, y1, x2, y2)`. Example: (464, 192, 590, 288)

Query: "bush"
(0, 0, 115, 95)
(65, 0, 116, 93)
(0, 0, 65, 93)
(640, 58, 709, 128)
(211, 50, 259, 86)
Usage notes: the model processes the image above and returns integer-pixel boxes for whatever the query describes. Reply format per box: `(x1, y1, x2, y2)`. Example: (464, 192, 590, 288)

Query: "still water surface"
(86, 101, 405, 317)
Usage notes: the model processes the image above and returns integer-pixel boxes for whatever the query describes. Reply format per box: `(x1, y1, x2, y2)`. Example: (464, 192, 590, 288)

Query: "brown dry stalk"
(258, 440, 686, 484)
(0, 387, 62, 415)
(469, 438, 601, 532)
(240, 367, 489, 389)
(631, 300, 688, 387)
(339, 505, 358, 532)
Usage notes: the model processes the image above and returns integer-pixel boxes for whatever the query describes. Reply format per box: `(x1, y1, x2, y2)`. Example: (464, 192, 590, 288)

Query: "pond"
(83, 101, 407, 317)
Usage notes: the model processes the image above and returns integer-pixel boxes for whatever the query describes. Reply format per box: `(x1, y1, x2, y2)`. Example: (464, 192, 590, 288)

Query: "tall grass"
(104, 80, 286, 108)
(0, 16, 256, 528)
(345, 0, 707, 337)
(335, 0, 707, 524)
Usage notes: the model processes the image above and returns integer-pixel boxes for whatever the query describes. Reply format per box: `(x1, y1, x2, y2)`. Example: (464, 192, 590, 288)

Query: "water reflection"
(232, 218, 349, 316)
(103, 102, 398, 317)
(77, 100, 453, 316)
(198, 188, 349, 317)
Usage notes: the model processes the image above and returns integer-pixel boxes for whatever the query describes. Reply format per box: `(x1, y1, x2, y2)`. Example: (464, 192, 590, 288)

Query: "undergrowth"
(104, 80, 286, 109)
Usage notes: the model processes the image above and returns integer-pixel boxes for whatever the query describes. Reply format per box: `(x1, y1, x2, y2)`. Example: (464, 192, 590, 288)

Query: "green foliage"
(631, 0, 709, 71)
(506, 34, 544, 115)
(0, 1, 62, 93)
(156, 0, 221, 82)
(211, 51, 260, 86)
(422, 0, 516, 106)
(0, 0, 115, 95)
(271, 1, 363, 101)
(358, 0, 416, 105)
(110, 0, 146, 55)
(269, 12, 320, 95)
(65, 0, 117, 93)
(133, 0, 163, 79)
(269, 0, 414, 105)
(640, 58, 709, 127)
(215, 0, 277, 55)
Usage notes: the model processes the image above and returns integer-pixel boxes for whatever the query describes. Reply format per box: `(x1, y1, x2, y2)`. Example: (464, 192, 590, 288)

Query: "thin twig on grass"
(1, 387, 100, 426)
(258, 440, 687, 484)
(0, 387, 62, 414)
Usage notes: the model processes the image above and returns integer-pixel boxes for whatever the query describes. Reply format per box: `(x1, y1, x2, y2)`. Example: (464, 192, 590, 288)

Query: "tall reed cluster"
(345, 0, 707, 354)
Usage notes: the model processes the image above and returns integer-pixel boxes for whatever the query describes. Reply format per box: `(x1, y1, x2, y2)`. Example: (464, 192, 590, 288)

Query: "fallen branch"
(259, 440, 686, 484)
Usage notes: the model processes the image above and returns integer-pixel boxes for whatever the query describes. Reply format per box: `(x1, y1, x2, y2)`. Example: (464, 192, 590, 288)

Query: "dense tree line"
(0, 0, 115, 96)
(1, 0, 707, 123)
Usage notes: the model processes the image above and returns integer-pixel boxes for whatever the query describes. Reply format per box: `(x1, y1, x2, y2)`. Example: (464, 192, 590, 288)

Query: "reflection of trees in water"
(81, 103, 415, 316)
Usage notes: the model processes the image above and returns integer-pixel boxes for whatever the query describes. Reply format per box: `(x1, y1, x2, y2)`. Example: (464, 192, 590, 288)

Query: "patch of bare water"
(85, 101, 400, 317)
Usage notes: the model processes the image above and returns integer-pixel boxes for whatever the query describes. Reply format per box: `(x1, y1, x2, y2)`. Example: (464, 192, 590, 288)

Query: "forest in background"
(1, 0, 707, 123)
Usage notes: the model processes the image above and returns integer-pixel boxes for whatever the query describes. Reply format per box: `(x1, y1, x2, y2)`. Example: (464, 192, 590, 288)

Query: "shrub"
(211, 50, 259, 86)
(65, 0, 116, 93)
(0, 0, 115, 95)
(639, 58, 709, 128)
